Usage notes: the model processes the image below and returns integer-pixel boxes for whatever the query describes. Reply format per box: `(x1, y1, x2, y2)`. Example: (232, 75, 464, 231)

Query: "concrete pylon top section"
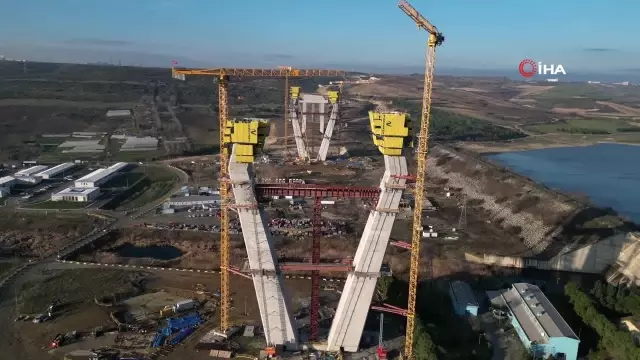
(300, 94, 328, 104)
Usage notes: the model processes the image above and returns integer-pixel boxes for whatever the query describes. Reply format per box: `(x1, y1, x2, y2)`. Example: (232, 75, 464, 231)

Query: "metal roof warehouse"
(74, 162, 128, 188)
(34, 163, 76, 179)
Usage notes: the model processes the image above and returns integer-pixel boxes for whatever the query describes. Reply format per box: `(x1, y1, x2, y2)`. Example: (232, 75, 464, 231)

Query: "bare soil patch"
(0, 212, 105, 258)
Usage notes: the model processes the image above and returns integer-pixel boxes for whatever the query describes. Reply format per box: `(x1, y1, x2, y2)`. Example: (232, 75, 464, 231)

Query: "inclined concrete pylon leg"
(228, 145, 299, 349)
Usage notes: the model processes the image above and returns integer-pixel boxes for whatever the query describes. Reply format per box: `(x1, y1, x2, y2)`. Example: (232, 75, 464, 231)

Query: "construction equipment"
(397, 0, 444, 358)
(171, 66, 344, 335)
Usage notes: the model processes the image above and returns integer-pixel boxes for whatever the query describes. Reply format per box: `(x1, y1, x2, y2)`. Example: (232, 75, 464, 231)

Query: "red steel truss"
(254, 183, 381, 199)
(253, 183, 381, 341)
(371, 303, 408, 316)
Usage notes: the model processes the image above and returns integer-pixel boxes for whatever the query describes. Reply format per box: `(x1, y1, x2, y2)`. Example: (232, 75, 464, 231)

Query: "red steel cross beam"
(254, 183, 381, 199)
(254, 183, 381, 341)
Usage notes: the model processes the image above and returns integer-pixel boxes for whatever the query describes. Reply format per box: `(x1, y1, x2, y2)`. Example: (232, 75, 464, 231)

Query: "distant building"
(167, 195, 221, 207)
(448, 281, 478, 316)
(0, 187, 9, 198)
(74, 162, 128, 188)
(0, 176, 16, 189)
(119, 136, 158, 152)
(51, 187, 100, 202)
(15, 165, 48, 177)
(488, 283, 579, 360)
(106, 109, 132, 118)
(16, 176, 42, 185)
(34, 163, 75, 179)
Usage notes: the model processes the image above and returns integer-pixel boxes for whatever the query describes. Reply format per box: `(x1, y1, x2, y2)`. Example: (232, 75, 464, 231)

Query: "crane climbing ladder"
(397, 0, 444, 358)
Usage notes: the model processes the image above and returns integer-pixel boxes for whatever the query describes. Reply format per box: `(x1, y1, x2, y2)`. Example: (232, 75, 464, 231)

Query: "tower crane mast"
(397, 0, 444, 358)
(171, 66, 344, 334)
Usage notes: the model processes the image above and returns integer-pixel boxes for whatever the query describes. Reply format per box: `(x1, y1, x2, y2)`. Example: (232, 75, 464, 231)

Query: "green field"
(0, 262, 14, 278)
(534, 84, 640, 100)
(111, 165, 177, 211)
(24, 200, 88, 209)
(526, 118, 640, 135)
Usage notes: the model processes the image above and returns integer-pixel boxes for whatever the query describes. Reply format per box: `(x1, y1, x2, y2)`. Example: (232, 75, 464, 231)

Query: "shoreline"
(445, 142, 640, 225)
(456, 139, 640, 154)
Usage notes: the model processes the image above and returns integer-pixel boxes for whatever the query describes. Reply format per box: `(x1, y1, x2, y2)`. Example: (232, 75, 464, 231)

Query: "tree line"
(590, 280, 640, 316)
(564, 282, 640, 360)
(391, 99, 526, 142)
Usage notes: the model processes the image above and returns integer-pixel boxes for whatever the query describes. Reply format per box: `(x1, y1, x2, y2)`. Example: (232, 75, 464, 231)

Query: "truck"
(172, 299, 196, 313)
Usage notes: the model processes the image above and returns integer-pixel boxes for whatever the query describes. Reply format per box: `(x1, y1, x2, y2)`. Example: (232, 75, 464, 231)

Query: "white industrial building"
(0, 176, 16, 189)
(15, 165, 48, 177)
(74, 162, 128, 188)
(0, 187, 9, 198)
(34, 162, 76, 179)
(120, 136, 158, 152)
(106, 109, 132, 118)
(167, 195, 221, 207)
(51, 187, 100, 202)
(16, 176, 42, 185)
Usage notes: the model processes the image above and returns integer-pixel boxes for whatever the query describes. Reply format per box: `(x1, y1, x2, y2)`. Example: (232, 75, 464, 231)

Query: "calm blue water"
(487, 143, 640, 223)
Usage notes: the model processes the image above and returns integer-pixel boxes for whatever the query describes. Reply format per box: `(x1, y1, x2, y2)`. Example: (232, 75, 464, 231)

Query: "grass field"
(526, 118, 640, 134)
(0, 262, 14, 278)
(112, 165, 177, 211)
(24, 200, 88, 210)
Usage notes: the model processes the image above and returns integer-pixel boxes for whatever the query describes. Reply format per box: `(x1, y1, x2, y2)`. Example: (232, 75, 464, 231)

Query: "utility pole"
(458, 193, 467, 229)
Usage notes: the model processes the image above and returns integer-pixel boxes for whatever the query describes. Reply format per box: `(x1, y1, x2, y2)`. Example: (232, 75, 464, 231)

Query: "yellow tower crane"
(397, 0, 444, 358)
(171, 67, 344, 333)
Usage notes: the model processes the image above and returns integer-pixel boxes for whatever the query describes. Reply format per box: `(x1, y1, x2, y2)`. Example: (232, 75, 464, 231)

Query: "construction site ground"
(3, 266, 339, 360)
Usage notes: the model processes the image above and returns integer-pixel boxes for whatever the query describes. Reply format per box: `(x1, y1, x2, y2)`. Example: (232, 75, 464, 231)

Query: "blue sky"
(0, 0, 638, 74)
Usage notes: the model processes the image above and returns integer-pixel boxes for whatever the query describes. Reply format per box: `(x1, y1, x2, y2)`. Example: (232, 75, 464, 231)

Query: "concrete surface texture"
(316, 103, 338, 162)
(327, 155, 407, 352)
(466, 232, 640, 285)
(300, 94, 327, 134)
(290, 97, 309, 160)
(229, 145, 300, 349)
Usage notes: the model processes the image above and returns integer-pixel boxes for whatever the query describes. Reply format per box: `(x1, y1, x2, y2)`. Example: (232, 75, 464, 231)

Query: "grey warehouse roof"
(502, 283, 578, 344)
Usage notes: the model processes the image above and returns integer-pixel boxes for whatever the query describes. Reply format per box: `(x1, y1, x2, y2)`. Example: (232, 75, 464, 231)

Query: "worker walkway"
(229, 145, 299, 349)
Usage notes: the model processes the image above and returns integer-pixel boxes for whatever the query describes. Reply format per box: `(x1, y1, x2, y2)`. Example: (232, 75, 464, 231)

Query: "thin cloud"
(583, 48, 617, 52)
(65, 38, 132, 47)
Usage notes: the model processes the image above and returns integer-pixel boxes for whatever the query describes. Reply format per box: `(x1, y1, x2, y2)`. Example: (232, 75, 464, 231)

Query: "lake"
(487, 143, 640, 223)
